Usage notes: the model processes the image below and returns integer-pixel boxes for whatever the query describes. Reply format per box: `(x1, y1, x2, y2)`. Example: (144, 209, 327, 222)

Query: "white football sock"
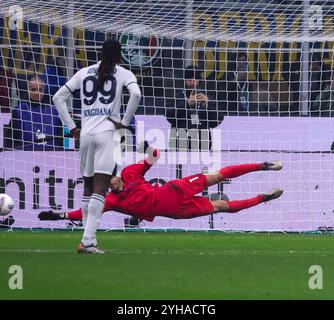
(81, 196, 90, 228)
(91, 219, 102, 246)
(82, 193, 105, 246)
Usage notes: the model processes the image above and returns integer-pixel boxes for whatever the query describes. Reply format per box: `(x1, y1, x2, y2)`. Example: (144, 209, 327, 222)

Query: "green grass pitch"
(0, 231, 334, 300)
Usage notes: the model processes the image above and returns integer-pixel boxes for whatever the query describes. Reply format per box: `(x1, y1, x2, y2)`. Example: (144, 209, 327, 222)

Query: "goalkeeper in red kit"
(39, 143, 283, 224)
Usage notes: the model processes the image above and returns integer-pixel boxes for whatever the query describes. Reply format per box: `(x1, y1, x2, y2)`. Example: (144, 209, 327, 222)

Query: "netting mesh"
(1, 1, 334, 232)
(1, 0, 333, 41)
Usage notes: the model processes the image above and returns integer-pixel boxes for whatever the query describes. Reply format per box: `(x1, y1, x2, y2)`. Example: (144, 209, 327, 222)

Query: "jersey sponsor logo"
(83, 107, 112, 117)
(119, 24, 160, 68)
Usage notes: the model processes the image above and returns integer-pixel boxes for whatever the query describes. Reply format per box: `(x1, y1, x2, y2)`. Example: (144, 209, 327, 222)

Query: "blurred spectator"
(13, 55, 66, 108)
(42, 54, 67, 101)
(219, 52, 257, 114)
(309, 53, 331, 116)
(165, 65, 224, 151)
(0, 67, 14, 113)
(5, 75, 63, 151)
(312, 69, 334, 117)
(234, 52, 252, 112)
(288, 58, 301, 116)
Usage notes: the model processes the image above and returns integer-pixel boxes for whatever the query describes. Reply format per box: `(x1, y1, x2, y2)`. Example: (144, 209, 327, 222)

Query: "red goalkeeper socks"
(226, 195, 265, 213)
(219, 163, 264, 179)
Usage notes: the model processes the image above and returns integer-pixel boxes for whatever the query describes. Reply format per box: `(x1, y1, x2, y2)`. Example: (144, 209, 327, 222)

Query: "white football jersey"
(65, 63, 138, 136)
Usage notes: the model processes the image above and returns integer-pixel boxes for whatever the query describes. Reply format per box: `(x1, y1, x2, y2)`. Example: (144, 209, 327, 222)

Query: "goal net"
(1, 0, 334, 232)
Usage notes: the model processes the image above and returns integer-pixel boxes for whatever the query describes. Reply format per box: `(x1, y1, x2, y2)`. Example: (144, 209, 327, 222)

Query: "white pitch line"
(0, 248, 74, 253)
(0, 248, 332, 256)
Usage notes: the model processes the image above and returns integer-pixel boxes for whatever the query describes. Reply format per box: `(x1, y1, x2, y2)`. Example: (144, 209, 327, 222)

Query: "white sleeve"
(121, 82, 141, 127)
(52, 70, 82, 130)
(64, 70, 82, 93)
(52, 85, 77, 131)
(124, 70, 138, 88)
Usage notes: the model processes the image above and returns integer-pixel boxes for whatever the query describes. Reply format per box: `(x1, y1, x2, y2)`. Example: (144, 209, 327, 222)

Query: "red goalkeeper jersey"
(67, 151, 213, 222)
(104, 160, 158, 221)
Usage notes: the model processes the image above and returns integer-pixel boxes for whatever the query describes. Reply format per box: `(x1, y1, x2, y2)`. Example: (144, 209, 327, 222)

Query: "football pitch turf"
(0, 231, 334, 300)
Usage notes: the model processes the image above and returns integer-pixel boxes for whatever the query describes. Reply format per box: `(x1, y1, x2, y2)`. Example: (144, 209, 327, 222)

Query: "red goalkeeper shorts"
(149, 174, 215, 220)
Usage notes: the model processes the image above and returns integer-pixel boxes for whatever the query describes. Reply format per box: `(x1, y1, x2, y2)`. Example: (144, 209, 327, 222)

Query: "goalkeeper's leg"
(159, 188, 283, 220)
(205, 161, 283, 187)
(212, 188, 283, 213)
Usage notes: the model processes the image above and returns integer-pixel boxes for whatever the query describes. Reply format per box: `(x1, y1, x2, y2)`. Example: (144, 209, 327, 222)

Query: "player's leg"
(205, 161, 283, 187)
(211, 188, 283, 213)
(80, 131, 119, 253)
(82, 176, 93, 227)
(80, 175, 111, 253)
(155, 188, 282, 220)
(79, 135, 94, 228)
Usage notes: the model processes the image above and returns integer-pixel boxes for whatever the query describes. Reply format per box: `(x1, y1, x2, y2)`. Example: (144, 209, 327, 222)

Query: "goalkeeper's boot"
(77, 242, 105, 254)
(0, 215, 15, 228)
(263, 161, 283, 171)
(261, 188, 284, 202)
(38, 210, 66, 221)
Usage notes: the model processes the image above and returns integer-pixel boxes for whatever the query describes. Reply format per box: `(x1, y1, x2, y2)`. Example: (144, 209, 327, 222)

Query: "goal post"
(1, 0, 334, 232)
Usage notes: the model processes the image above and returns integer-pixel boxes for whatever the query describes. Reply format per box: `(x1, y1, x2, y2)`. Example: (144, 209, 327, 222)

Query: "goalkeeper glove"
(0, 215, 15, 228)
(38, 210, 66, 221)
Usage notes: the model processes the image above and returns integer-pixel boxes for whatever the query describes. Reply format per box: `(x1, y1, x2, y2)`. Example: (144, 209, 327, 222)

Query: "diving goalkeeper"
(39, 144, 283, 223)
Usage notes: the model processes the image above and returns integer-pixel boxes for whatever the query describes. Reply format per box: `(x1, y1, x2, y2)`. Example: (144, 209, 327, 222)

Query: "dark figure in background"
(6, 75, 63, 150)
(14, 55, 67, 108)
(288, 58, 302, 116)
(0, 67, 14, 113)
(309, 53, 332, 116)
(165, 65, 224, 151)
(312, 69, 334, 117)
(233, 52, 251, 112)
(42, 54, 67, 101)
(220, 52, 256, 114)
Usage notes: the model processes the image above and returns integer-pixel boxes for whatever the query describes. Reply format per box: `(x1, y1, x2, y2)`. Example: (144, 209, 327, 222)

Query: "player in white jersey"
(53, 39, 141, 253)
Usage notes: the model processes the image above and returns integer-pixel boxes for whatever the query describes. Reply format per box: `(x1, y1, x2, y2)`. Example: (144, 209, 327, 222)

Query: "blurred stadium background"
(0, 0, 334, 232)
(1, 0, 334, 301)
